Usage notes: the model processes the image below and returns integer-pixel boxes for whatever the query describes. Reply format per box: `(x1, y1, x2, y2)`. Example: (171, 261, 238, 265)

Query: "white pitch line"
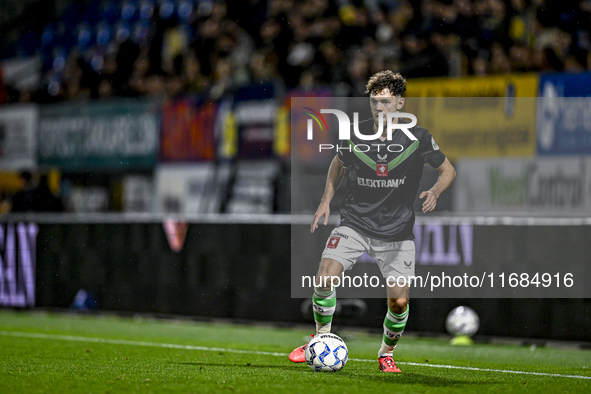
(350, 358, 591, 380)
(1, 331, 590, 380)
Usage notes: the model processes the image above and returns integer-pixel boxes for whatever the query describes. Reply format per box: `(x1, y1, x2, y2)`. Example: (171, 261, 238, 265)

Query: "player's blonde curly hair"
(365, 71, 406, 97)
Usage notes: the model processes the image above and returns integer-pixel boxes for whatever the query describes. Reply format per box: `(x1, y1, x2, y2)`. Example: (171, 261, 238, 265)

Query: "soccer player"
(289, 71, 456, 372)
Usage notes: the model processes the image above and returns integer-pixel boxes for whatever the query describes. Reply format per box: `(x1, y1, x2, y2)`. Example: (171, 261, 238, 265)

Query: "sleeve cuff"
(336, 154, 348, 168)
(427, 151, 446, 168)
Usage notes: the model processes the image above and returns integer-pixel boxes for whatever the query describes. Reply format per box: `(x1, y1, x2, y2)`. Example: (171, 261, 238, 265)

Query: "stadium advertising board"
(407, 99, 536, 161)
(38, 99, 159, 171)
(67, 186, 110, 212)
(537, 73, 591, 155)
(0, 223, 38, 307)
(233, 84, 277, 158)
(160, 98, 217, 161)
(0, 104, 38, 170)
(122, 175, 153, 213)
(154, 163, 230, 214)
(405, 74, 538, 161)
(405, 73, 538, 97)
(453, 157, 591, 213)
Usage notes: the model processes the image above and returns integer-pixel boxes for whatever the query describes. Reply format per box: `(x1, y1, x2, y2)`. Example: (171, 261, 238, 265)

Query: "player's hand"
(311, 201, 330, 233)
(419, 190, 437, 213)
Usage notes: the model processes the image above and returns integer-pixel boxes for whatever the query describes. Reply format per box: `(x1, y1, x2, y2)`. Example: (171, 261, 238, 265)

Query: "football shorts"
(321, 226, 415, 280)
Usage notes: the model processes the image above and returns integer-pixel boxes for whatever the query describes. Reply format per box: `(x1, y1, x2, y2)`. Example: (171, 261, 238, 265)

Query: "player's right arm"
(311, 155, 345, 233)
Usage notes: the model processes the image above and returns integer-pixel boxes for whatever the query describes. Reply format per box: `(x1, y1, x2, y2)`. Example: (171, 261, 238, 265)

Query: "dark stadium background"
(1, 0, 590, 343)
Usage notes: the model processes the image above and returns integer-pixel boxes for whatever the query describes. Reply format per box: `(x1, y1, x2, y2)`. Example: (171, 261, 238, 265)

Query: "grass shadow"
(341, 370, 496, 388)
(173, 361, 495, 388)
(172, 361, 298, 372)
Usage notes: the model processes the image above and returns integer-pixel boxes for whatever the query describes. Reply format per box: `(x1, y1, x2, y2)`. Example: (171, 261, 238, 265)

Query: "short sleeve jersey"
(336, 120, 446, 242)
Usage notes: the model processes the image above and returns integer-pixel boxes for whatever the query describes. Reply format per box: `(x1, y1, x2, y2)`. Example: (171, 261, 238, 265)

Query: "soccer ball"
(445, 306, 479, 337)
(304, 333, 348, 372)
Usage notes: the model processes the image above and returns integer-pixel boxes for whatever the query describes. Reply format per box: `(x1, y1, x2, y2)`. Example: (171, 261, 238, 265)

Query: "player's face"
(370, 89, 405, 129)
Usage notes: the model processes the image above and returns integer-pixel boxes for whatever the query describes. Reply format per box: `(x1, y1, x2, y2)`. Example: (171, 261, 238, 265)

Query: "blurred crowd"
(3, 0, 591, 103)
(6, 172, 63, 213)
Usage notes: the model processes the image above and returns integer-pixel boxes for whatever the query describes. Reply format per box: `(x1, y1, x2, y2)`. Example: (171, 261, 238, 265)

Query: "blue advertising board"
(537, 73, 591, 155)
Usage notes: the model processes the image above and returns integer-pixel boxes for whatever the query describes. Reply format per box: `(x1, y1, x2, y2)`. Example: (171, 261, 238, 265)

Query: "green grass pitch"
(0, 311, 590, 393)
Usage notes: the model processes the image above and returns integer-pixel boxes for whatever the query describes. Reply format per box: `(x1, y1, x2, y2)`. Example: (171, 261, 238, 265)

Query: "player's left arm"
(419, 157, 456, 213)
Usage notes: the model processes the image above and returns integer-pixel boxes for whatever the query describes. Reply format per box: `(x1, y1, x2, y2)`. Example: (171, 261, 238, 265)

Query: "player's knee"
(388, 298, 408, 314)
(316, 259, 343, 290)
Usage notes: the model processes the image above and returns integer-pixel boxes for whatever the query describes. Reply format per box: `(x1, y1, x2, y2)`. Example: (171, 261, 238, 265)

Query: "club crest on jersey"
(377, 164, 388, 177)
(327, 236, 341, 249)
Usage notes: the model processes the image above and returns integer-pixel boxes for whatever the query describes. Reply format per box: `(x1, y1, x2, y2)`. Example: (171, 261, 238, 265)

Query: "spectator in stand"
(0, 66, 6, 104)
(5, 0, 591, 103)
(129, 47, 166, 96)
(11, 172, 63, 213)
(161, 18, 189, 77)
(182, 50, 210, 93)
(490, 41, 513, 73)
(475, 0, 509, 48)
(11, 172, 36, 213)
(249, 48, 281, 84)
(98, 51, 117, 98)
(399, 32, 449, 77)
(509, 44, 533, 72)
(507, 0, 532, 46)
(564, 54, 586, 72)
(472, 50, 491, 75)
(345, 50, 370, 96)
(32, 175, 64, 212)
(112, 37, 141, 96)
(164, 54, 187, 98)
(209, 56, 235, 99)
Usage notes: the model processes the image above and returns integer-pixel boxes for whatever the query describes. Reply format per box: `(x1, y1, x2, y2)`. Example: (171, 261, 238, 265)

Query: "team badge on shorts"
(327, 236, 341, 249)
(377, 164, 388, 177)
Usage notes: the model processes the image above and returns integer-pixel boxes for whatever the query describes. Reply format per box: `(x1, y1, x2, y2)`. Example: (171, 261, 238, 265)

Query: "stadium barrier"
(0, 214, 590, 341)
